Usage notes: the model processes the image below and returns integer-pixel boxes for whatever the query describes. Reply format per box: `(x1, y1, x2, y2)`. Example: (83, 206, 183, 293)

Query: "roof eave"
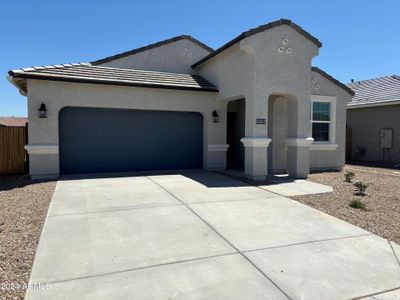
(347, 99, 400, 109)
(9, 72, 219, 93)
(7, 75, 27, 96)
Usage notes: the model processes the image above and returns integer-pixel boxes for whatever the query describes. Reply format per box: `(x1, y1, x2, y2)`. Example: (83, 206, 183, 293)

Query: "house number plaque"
(256, 118, 266, 124)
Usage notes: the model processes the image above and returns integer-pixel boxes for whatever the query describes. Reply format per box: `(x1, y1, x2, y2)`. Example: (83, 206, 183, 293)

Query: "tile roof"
(192, 19, 322, 69)
(8, 63, 218, 93)
(0, 117, 27, 127)
(347, 75, 400, 107)
(91, 35, 213, 65)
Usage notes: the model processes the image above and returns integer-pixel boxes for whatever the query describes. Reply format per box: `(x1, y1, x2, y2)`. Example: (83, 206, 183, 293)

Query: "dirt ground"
(0, 175, 56, 300)
(292, 164, 400, 244)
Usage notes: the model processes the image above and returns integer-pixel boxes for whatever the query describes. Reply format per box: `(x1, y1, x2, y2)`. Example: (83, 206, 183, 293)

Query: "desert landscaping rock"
(0, 176, 56, 300)
(292, 165, 400, 244)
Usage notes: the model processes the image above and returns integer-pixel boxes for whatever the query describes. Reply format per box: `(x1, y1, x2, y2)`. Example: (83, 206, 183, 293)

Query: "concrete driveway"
(26, 171, 400, 300)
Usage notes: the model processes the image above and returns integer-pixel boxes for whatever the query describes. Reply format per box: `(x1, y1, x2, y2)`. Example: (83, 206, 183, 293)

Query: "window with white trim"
(311, 102, 331, 142)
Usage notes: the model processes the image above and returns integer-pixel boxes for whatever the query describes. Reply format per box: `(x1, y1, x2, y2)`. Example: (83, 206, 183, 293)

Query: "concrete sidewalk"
(26, 171, 400, 300)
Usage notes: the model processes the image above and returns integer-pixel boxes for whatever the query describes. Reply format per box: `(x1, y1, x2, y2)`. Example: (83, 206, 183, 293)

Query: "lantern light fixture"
(212, 110, 219, 123)
(38, 103, 47, 118)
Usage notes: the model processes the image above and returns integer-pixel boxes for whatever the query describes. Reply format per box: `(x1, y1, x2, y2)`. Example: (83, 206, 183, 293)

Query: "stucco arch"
(267, 93, 299, 173)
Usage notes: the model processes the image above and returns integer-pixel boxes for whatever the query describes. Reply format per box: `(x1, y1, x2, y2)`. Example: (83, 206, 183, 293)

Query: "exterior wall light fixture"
(38, 103, 47, 118)
(212, 110, 219, 123)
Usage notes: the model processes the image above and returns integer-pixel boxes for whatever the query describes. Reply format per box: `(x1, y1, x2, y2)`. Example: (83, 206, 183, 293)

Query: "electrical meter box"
(380, 128, 393, 149)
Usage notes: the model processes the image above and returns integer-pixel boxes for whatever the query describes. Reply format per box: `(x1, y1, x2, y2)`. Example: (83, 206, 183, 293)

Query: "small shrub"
(349, 199, 366, 210)
(354, 181, 368, 196)
(344, 171, 355, 182)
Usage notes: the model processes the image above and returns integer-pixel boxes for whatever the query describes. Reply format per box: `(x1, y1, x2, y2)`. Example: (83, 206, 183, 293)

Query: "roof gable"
(91, 35, 213, 65)
(192, 19, 322, 69)
(312, 67, 355, 96)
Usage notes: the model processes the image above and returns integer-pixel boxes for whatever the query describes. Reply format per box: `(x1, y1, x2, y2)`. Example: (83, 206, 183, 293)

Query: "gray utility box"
(380, 128, 393, 149)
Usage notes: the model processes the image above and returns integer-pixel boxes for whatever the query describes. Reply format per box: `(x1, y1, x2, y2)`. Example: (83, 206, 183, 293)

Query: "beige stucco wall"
(309, 71, 352, 171)
(98, 38, 211, 74)
(196, 24, 351, 178)
(26, 79, 222, 177)
(23, 24, 351, 179)
(347, 104, 400, 163)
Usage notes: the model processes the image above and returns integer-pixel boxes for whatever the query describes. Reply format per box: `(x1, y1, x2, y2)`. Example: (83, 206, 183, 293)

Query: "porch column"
(241, 137, 271, 181)
(285, 137, 314, 178)
(240, 90, 271, 181)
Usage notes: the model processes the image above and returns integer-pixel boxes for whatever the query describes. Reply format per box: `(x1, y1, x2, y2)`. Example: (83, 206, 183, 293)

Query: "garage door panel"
(59, 107, 203, 174)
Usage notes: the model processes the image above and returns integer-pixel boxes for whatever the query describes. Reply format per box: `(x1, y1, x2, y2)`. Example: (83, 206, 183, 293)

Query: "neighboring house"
(7, 19, 353, 180)
(0, 117, 27, 127)
(347, 75, 400, 163)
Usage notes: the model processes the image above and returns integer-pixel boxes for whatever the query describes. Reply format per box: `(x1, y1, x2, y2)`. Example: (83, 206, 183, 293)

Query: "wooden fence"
(0, 126, 28, 175)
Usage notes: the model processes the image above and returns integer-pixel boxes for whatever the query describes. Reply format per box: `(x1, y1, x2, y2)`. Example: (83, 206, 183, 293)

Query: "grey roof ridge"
(191, 18, 322, 69)
(90, 35, 214, 65)
(347, 74, 400, 85)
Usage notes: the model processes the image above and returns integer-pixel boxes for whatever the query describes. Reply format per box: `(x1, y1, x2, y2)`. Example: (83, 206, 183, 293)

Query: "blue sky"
(0, 0, 399, 116)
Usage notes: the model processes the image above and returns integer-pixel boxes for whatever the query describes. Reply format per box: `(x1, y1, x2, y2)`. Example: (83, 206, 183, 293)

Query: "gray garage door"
(59, 107, 203, 174)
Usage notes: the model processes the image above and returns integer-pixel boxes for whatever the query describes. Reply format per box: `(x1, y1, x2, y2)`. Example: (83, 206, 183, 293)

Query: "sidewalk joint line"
(48, 203, 182, 218)
(243, 233, 373, 253)
(38, 252, 238, 285)
(351, 285, 400, 300)
(388, 240, 400, 269)
(145, 173, 292, 300)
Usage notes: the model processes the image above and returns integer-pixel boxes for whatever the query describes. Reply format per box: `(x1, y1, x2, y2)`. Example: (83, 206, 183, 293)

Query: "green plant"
(349, 199, 366, 210)
(344, 171, 355, 182)
(354, 181, 368, 196)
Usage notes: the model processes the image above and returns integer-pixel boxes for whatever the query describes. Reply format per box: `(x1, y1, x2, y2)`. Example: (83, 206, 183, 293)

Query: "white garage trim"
(207, 144, 229, 151)
(25, 144, 59, 154)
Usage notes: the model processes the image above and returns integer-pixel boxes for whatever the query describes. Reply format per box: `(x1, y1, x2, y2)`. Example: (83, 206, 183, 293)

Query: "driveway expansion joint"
(351, 285, 400, 300)
(47, 203, 183, 218)
(144, 174, 292, 300)
(388, 240, 400, 269)
(187, 196, 283, 205)
(37, 252, 239, 286)
(242, 233, 373, 253)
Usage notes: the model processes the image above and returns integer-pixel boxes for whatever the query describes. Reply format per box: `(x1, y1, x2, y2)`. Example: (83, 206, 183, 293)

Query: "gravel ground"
(0, 175, 56, 300)
(292, 164, 400, 244)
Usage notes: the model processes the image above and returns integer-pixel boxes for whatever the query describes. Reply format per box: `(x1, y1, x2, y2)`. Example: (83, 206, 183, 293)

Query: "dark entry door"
(59, 107, 203, 174)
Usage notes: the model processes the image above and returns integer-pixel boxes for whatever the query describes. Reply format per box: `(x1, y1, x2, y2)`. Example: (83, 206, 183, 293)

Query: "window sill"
(310, 143, 338, 151)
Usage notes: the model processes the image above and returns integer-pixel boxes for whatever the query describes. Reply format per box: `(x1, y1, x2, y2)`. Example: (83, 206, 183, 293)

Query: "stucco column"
(241, 137, 271, 181)
(285, 137, 314, 178)
(241, 91, 271, 181)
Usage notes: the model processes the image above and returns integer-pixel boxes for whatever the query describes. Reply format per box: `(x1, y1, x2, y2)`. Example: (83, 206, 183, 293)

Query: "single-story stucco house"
(8, 19, 354, 180)
(347, 75, 400, 163)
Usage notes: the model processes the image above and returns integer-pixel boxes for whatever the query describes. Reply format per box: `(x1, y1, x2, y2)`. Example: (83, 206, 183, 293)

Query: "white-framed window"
(310, 95, 336, 144)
